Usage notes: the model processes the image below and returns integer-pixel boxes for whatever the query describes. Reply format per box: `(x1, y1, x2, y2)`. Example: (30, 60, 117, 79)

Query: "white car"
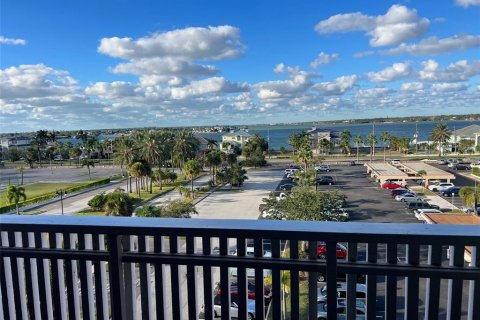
(427, 182, 455, 192)
(414, 209, 442, 220)
(315, 164, 330, 172)
(284, 168, 301, 175)
(391, 159, 401, 166)
(395, 193, 423, 202)
(471, 163, 480, 168)
(199, 297, 256, 319)
(318, 283, 367, 302)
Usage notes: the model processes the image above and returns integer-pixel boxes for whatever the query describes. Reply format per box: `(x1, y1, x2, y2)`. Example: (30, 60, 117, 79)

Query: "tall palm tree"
(430, 123, 451, 156)
(139, 131, 162, 193)
(354, 135, 363, 162)
(7, 185, 27, 215)
(183, 159, 202, 194)
(115, 138, 135, 192)
(366, 134, 377, 161)
(18, 166, 25, 185)
(296, 145, 313, 170)
(340, 130, 352, 155)
(380, 132, 391, 162)
(32, 129, 49, 166)
(128, 162, 144, 197)
(174, 130, 199, 170)
(81, 159, 95, 180)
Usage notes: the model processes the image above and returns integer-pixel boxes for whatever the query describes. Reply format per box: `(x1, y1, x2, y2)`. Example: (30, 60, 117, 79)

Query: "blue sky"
(1, 0, 479, 132)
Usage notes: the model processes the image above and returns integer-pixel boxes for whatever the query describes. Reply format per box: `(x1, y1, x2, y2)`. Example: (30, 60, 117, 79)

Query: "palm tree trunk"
(16, 203, 20, 215)
(158, 166, 163, 190)
(384, 146, 386, 162)
(356, 147, 359, 162)
(150, 177, 153, 193)
(191, 177, 194, 194)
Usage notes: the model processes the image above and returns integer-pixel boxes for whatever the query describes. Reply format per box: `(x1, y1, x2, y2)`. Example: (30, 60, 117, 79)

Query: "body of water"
(198, 120, 480, 150)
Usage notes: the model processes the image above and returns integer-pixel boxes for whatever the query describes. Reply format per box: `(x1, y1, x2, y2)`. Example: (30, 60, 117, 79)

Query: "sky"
(1, 0, 480, 133)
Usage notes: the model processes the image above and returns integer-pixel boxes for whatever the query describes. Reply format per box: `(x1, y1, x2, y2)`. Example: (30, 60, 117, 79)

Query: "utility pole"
(56, 189, 67, 216)
(414, 122, 419, 154)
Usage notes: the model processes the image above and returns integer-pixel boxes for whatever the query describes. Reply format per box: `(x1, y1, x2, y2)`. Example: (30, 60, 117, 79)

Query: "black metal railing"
(1, 215, 479, 320)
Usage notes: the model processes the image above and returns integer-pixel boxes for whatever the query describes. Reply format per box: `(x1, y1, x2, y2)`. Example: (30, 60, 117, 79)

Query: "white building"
(449, 124, 480, 149)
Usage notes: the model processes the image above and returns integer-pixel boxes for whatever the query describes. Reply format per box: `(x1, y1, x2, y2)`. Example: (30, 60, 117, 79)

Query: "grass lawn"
(133, 185, 175, 202)
(0, 182, 80, 206)
(75, 208, 106, 216)
(284, 281, 309, 319)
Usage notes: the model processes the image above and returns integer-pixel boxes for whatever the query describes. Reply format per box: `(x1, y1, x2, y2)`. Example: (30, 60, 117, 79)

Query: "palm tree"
(173, 130, 199, 170)
(340, 130, 352, 155)
(296, 145, 313, 170)
(206, 139, 218, 150)
(32, 129, 49, 166)
(7, 185, 27, 215)
(183, 159, 202, 194)
(416, 170, 427, 190)
(115, 138, 135, 192)
(354, 135, 363, 163)
(139, 131, 162, 193)
(81, 159, 95, 180)
(319, 139, 331, 155)
(366, 134, 377, 161)
(128, 162, 144, 197)
(380, 132, 391, 162)
(430, 123, 451, 156)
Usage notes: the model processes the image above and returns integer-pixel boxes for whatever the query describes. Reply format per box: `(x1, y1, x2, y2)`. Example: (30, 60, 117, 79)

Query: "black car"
(441, 186, 461, 196)
(316, 177, 335, 185)
(452, 163, 471, 170)
(279, 184, 294, 191)
(406, 201, 440, 212)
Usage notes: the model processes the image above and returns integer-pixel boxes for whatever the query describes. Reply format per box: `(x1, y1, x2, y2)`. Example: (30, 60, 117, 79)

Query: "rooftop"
(423, 213, 480, 225)
(453, 124, 480, 137)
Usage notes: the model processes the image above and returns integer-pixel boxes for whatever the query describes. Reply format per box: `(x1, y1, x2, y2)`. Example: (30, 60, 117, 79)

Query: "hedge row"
(0, 178, 111, 214)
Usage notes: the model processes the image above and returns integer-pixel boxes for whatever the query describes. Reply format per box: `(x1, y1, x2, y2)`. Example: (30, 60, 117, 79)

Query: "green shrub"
(473, 167, 480, 176)
(88, 192, 107, 210)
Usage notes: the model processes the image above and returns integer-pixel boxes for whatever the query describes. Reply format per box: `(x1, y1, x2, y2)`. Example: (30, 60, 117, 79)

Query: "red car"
(381, 181, 402, 189)
(317, 242, 347, 259)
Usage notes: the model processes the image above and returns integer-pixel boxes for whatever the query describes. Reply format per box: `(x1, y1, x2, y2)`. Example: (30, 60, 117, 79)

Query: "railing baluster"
(254, 237, 265, 320)
(366, 242, 377, 320)
(48, 232, 62, 319)
(186, 236, 197, 320)
(98, 235, 109, 320)
(405, 244, 420, 319)
(78, 233, 92, 320)
(63, 232, 76, 319)
(236, 237, 247, 320)
(34, 232, 49, 319)
(425, 245, 442, 320)
(108, 234, 126, 319)
(290, 239, 299, 320)
(220, 236, 231, 320)
(21, 232, 35, 318)
(0, 232, 11, 320)
(326, 241, 337, 320)
(468, 244, 480, 320)
(122, 235, 136, 318)
(138, 234, 150, 320)
(447, 244, 465, 319)
(385, 243, 397, 320)
(308, 240, 318, 320)
(346, 242, 358, 320)
(154, 235, 165, 320)
(7, 232, 22, 318)
(169, 235, 181, 320)
(92, 234, 104, 320)
(271, 239, 281, 320)
(202, 236, 213, 320)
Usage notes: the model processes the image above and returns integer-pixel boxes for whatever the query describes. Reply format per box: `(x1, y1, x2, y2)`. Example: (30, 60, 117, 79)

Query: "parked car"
(471, 163, 480, 168)
(316, 176, 335, 185)
(414, 208, 442, 220)
(452, 163, 471, 170)
(317, 283, 367, 302)
(279, 184, 294, 191)
(382, 181, 402, 189)
(437, 159, 447, 165)
(284, 168, 301, 175)
(315, 164, 330, 172)
(391, 188, 410, 197)
(427, 182, 455, 192)
(275, 192, 287, 201)
(391, 159, 401, 166)
(316, 242, 347, 259)
(441, 186, 460, 197)
(317, 302, 365, 320)
(406, 201, 440, 212)
(199, 295, 256, 319)
(395, 193, 425, 202)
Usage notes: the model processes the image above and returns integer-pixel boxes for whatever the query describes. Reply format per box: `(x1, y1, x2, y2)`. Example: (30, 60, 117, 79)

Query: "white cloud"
(170, 77, 249, 99)
(315, 5, 429, 47)
(313, 75, 358, 95)
(309, 52, 339, 68)
(0, 36, 26, 45)
(383, 34, 480, 55)
(431, 82, 468, 92)
(256, 66, 317, 95)
(367, 62, 413, 82)
(419, 59, 480, 82)
(85, 81, 136, 99)
(98, 26, 243, 60)
(455, 0, 480, 7)
(400, 82, 425, 91)
(357, 87, 391, 98)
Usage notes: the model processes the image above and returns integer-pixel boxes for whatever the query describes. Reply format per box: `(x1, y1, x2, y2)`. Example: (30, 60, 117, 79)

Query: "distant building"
(221, 130, 251, 150)
(449, 124, 480, 149)
(0, 136, 31, 150)
(307, 127, 341, 154)
(194, 135, 216, 154)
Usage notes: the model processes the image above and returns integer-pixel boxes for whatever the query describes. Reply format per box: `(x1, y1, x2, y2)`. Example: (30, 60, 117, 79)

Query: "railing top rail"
(1, 216, 479, 243)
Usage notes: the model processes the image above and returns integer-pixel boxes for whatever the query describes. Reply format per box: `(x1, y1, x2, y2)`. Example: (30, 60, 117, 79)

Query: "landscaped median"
(0, 178, 111, 214)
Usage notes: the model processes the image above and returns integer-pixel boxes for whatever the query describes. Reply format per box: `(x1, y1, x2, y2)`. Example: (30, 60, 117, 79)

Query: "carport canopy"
(398, 162, 455, 183)
(364, 162, 409, 183)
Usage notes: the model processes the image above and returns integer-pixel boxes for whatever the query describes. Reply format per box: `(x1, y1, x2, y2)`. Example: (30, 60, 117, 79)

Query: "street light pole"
(56, 189, 66, 216)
